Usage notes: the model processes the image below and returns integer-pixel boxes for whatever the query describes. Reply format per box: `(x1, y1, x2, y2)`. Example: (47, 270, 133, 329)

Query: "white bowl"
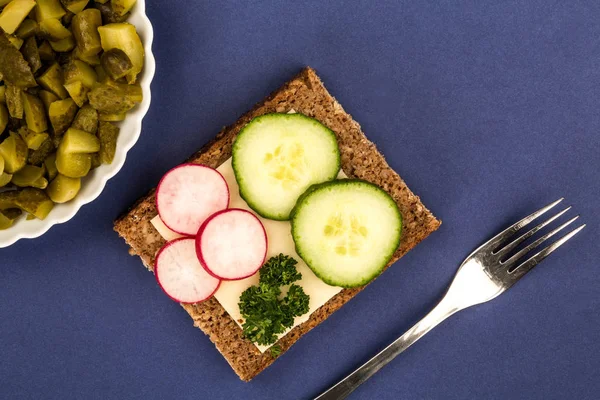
(0, 0, 156, 248)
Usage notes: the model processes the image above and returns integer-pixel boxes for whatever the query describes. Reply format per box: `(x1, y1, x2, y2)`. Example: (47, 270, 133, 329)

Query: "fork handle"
(315, 295, 460, 400)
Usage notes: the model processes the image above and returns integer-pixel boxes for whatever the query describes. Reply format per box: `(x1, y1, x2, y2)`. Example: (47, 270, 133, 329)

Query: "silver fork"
(316, 198, 585, 400)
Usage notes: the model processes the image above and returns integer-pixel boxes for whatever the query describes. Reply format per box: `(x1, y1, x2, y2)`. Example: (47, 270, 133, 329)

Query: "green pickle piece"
(61, 128, 100, 153)
(98, 121, 119, 164)
(0, 102, 8, 133)
(4, 84, 24, 118)
(38, 41, 55, 61)
(0, 85, 5, 103)
(39, 17, 72, 41)
(0, 132, 28, 173)
(0, 172, 13, 187)
(90, 152, 101, 169)
(48, 98, 77, 135)
(111, 0, 136, 17)
(0, 29, 36, 87)
(35, 0, 67, 22)
(73, 47, 100, 65)
(39, 90, 59, 110)
(21, 36, 42, 73)
(71, 104, 98, 134)
(60, 0, 89, 14)
(44, 152, 58, 180)
(22, 93, 49, 133)
(56, 148, 91, 178)
(49, 35, 75, 52)
(27, 138, 54, 165)
(88, 81, 142, 114)
(0, 0, 36, 35)
(0, 190, 18, 209)
(18, 127, 49, 150)
(11, 164, 43, 187)
(14, 18, 37, 39)
(71, 9, 102, 57)
(15, 187, 54, 220)
(64, 59, 98, 88)
(47, 173, 80, 203)
(98, 23, 144, 83)
(98, 111, 126, 122)
(0, 153, 3, 175)
(64, 80, 89, 107)
(0, 210, 16, 229)
(94, 2, 129, 24)
(100, 48, 132, 80)
(37, 63, 68, 99)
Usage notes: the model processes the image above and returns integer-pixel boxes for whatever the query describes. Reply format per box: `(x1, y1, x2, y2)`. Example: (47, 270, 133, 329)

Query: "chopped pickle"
(71, 9, 102, 57)
(94, 64, 108, 82)
(98, 23, 143, 83)
(14, 17, 37, 38)
(18, 127, 49, 150)
(5, 84, 23, 118)
(22, 93, 48, 133)
(44, 152, 57, 180)
(0, 0, 13, 6)
(111, 0, 136, 17)
(37, 63, 68, 99)
(71, 104, 97, 133)
(73, 47, 100, 65)
(39, 18, 72, 41)
(49, 35, 74, 52)
(0, 210, 16, 229)
(0, 190, 18, 208)
(95, 0, 108, 3)
(64, 59, 97, 88)
(60, 0, 89, 14)
(27, 137, 54, 165)
(97, 121, 118, 164)
(100, 48, 132, 80)
(35, 0, 67, 22)
(88, 81, 142, 113)
(0, 29, 36, 87)
(0, 0, 36, 35)
(38, 41, 55, 61)
(21, 36, 41, 73)
(15, 187, 54, 219)
(98, 111, 125, 122)
(63, 80, 88, 107)
(90, 152, 100, 169)
(55, 146, 91, 177)
(48, 98, 77, 135)
(7, 33, 22, 48)
(1, 208, 22, 220)
(0, 85, 5, 103)
(0, 103, 7, 133)
(47, 173, 80, 202)
(0, 172, 12, 187)
(61, 128, 100, 153)
(61, 10, 74, 25)
(0, 153, 3, 174)
(95, 1, 129, 24)
(0, 132, 27, 172)
(11, 164, 43, 186)
(39, 89, 59, 110)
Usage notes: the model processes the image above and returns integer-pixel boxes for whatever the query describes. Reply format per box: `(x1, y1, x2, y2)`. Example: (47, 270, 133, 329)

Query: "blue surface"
(1, 1, 599, 399)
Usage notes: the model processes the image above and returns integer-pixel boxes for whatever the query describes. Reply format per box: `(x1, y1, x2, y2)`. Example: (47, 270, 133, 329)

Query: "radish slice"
(196, 209, 268, 280)
(155, 238, 221, 303)
(156, 164, 229, 236)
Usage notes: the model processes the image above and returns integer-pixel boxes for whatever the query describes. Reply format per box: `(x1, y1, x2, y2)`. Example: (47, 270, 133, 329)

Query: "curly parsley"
(238, 254, 310, 349)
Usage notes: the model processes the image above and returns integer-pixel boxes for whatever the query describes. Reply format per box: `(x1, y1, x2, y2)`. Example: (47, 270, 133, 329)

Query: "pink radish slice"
(196, 209, 268, 280)
(155, 238, 221, 303)
(156, 164, 229, 236)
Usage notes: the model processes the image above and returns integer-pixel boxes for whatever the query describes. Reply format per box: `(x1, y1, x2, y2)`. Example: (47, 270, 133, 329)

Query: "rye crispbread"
(114, 67, 441, 381)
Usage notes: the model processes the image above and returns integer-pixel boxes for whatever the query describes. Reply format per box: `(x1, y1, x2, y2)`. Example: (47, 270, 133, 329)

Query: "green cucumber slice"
(291, 180, 402, 288)
(232, 113, 340, 220)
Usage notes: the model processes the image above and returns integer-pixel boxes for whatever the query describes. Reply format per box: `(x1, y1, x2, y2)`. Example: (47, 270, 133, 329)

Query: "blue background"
(1, 0, 599, 399)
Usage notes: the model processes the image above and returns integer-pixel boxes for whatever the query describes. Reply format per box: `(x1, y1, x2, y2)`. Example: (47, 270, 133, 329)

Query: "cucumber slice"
(232, 113, 340, 220)
(291, 180, 402, 288)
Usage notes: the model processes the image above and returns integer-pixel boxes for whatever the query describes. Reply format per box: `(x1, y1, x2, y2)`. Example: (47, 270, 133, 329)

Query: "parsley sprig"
(238, 254, 310, 351)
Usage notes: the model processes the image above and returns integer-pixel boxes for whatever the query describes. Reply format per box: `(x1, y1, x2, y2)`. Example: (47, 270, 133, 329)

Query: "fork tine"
(503, 216, 579, 268)
(487, 198, 564, 250)
(508, 224, 586, 280)
(495, 206, 572, 258)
